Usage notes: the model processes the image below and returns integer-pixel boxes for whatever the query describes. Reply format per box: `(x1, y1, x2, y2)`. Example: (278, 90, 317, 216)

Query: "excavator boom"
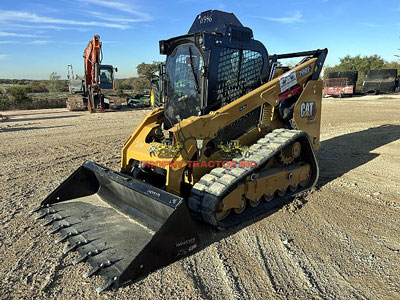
(83, 35, 101, 89)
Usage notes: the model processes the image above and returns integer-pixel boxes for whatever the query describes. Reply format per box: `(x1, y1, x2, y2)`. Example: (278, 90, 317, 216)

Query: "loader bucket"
(32, 161, 199, 293)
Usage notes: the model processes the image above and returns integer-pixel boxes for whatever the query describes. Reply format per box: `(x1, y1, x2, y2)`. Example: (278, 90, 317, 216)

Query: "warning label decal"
(279, 71, 297, 93)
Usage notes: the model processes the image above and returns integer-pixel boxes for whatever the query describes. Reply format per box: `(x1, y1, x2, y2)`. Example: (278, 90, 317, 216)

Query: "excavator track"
(188, 129, 319, 229)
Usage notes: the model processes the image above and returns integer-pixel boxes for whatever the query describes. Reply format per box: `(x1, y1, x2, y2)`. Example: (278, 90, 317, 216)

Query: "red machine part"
(278, 84, 303, 102)
(83, 35, 101, 88)
(324, 78, 354, 97)
(83, 35, 102, 112)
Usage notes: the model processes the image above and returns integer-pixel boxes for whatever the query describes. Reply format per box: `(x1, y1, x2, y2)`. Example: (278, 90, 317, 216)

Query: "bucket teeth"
(72, 249, 100, 265)
(55, 230, 78, 244)
(96, 277, 118, 294)
(34, 161, 199, 292)
(63, 239, 89, 255)
(84, 260, 112, 278)
(29, 206, 42, 215)
(47, 223, 70, 235)
(35, 208, 56, 220)
(41, 216, 62, 227)
(35, 212, 47, 220)
(35, 210, 49, 220)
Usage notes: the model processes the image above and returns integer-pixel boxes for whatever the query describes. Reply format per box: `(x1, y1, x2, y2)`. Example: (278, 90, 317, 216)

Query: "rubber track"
(188, 129, 319, 229)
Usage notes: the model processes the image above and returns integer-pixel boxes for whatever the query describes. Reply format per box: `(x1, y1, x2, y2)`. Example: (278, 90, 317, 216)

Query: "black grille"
(214, 106, 262, 145)
(216, 48, 263, 106)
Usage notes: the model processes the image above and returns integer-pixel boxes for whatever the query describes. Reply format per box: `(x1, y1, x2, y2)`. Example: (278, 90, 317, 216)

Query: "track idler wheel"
(234, 199, 246, 214)
(279, 142, 302, 165)
(277, 188, 287, 197)
(264, 192, 274, 202)
(249, 197, 262, 208)
(300, 170, 312, 187)
(289, 184, 298, 192)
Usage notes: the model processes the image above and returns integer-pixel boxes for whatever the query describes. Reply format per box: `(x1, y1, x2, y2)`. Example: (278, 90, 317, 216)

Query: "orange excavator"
(67, 35, 118, 112)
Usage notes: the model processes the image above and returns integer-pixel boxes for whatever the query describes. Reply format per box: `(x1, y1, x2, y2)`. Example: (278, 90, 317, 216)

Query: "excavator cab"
(99, 65, 115, 91)
(160, 10, 269, 129)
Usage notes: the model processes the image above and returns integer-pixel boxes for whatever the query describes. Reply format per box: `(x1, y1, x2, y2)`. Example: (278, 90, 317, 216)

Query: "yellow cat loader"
(31, 10, 327, 293)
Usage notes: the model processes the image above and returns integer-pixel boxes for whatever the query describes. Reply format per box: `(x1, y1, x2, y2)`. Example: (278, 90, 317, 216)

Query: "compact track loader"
(32, 10, 327, 293)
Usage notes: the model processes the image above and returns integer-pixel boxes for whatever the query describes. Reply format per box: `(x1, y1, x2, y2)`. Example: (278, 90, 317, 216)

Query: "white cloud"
(0, 41, 19, 44)
(0, 31, 41, 38)
(0, 54, 8, 60)
(89, 11, 143, 23)
(9, 24, 91, 31)
(0, 10, 130, 29)
(30, 40, 53, 45)
(0, 40, 54, 45)
(260, 12, 304, 24)
(78, 0, 152, 21)
(360, 22, 380, 27)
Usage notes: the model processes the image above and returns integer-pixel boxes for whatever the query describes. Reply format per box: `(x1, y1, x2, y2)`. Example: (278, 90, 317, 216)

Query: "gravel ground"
(1, 95, 399, 300)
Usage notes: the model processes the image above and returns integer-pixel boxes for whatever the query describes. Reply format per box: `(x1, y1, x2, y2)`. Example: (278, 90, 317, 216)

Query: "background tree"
(0, 89, 11, 109)
(8, 86, 30, 104)
(115, 62, 161, 94)
(136, 62, 160, 82)
(132, 77, 151, 93)
(47, 72, 68, 92)
(115, 78, 135, 90)
(26, 81, 49, 93)
(133, 62, 161, 93)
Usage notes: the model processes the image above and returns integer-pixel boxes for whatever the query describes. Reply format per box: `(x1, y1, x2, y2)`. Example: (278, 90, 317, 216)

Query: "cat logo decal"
(300, 101, 316, 120)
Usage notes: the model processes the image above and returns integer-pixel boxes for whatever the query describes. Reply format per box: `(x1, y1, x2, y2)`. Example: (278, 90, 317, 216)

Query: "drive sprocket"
(279, 141, 301, 165)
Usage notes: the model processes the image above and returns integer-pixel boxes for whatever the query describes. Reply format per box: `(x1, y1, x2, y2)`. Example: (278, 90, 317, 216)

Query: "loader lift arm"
(269, 49, 327, 81)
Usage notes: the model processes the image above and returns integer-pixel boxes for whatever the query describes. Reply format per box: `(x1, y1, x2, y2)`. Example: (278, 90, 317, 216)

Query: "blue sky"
(0, 0, 399, 79)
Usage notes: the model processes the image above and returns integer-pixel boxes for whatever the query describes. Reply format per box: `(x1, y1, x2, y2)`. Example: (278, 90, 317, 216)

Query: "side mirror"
(114, 67, 118, 72)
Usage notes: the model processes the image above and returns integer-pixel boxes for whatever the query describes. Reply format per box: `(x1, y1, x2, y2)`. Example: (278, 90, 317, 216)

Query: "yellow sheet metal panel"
(293, 80, 323, 150)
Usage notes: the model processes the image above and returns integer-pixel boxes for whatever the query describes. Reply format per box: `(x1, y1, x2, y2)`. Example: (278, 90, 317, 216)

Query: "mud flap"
(32, 161, 199, 293)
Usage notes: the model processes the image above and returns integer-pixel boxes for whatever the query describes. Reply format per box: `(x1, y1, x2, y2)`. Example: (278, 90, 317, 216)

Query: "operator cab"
(165, 44, 204, 125)
(160, 10, 270, 129)
(99, 65, 115, 91)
